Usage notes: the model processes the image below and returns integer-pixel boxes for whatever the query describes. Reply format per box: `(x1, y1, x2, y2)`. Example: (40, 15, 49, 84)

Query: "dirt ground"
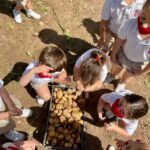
(0, 0, 150, 149)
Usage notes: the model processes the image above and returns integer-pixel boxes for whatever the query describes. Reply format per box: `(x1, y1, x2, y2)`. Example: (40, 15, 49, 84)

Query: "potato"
(63, 109, 71, 118)
(48, 130, 55, 137)
(72, 88, 76, 93)
(49, 118, 54, 124)
(54, 109, 58, 114)
(59, 115, 66, 122)
(72, 101, 77, 107)
(51, 105, 55, 111)
(63, 91, 67, 95)
(65, 134, 71, 141)
(77, 98, 85, 104)
(68, 118, 74, 123)
(56, 90, 63, 99)
(64, 143, 72, 147)
(55, 98, 59, 103)
(75, 135, 81, 144)
(57, 134, 64, 140)
(53, 118, 59, 124)
(56, 127, 63, 133)
(48, 125, 55, 131)
(75, 91, 82, 96)
(67, 88, 72, 94)
(61, 96, 67, 101)
(51, 138, 57, 146)
(72, 95, 78, 100)
(53, 92, 57, 98)
(50, 112, 57, 117)
(63, 102, 69, 108)
(57, 109, 62, 116)
(54, 87, 59, 92)
(56, 104, 63, 110)
(72, 111, 82, 121)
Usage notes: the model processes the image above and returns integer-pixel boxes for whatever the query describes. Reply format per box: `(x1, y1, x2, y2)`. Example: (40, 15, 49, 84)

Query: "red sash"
(37, 72, 52, 78)
(111, 99, 124, 118)
(138, 16, 150, 35)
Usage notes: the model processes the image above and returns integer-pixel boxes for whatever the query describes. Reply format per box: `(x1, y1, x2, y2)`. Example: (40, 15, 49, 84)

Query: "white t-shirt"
(75, 48, 109, 82)
(0, 79, 4, 110)
(101, 89, 138, 135)
(101, 0, 145, 35)
(118, 18, 150, 62)
(23, 61, 65, 84)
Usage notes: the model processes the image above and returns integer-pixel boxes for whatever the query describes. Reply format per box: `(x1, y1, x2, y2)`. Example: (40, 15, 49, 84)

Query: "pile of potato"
(48, 87, 85, 148)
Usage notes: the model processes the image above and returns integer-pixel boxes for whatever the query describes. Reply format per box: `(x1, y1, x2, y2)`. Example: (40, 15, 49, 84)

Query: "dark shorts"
(116, 48, 144, 74)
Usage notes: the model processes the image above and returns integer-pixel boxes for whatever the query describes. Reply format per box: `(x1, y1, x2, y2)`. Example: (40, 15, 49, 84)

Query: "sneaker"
(5, 130, 25, 142)
(26, 10, 41, 19)
(36, 96, 45, 105)
(105, 111, 115, 119)
(20, 108, 33, 117)
(107, 145, 116, 150)
(104, 73, 115, 84)
(115, 83, 125, 92)
(13, 8, 22, 23)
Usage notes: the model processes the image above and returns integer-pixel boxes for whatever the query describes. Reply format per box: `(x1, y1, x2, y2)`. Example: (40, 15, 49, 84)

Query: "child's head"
(140, 0, 150, 28)
(122, 94, 148, 119)
(79, 51, 107, 86)
(39, 46, 67, 72)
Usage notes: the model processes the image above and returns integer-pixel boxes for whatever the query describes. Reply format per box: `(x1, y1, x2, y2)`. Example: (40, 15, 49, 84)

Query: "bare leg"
(35, 84, 51, 101)
(25, 0, 33, 10)
(111, 63, 123, 77)
(120, 70, 134, 84)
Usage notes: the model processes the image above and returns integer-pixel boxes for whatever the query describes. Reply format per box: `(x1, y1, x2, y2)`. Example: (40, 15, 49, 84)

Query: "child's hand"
(8, 106, 22, 116)
(104, 123, 117, 131)
(115, 139, 126, 149)
(98, 111, 106, 120)
(33, 65, 53, 74)
(76, 81, 84, 91)
(8, 110, 19, 116)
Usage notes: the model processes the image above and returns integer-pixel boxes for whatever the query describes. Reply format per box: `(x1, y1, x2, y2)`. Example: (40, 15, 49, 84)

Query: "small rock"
(32, 32, 39, 37)
(39, 21, 44, 26)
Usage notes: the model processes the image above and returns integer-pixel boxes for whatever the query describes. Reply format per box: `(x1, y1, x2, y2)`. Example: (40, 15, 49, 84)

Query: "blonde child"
(97, 89, 148, 137)
(0, 79, 32, 141)
(73, 48, 109, 95)
(98, 0, 146, 52)
(20, 46, 68, 105)
(105, 0, 150, 91)
(13, 0, 41, 23)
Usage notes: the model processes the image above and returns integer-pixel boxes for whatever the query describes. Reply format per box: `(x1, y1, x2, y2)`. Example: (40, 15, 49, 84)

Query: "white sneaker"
(115, 83, 125, 92)
(36, 96, 45, 105)
(20, 108, 33, 117)
(107, 145, 116, 150)
(26, 10, 41, 19)
(13, 8, 22, 23)
(104, 73, 115, 84)
(5, 130, 25, 142)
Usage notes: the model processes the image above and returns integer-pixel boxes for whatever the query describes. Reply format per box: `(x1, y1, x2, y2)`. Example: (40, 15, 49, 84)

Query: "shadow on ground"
(83, 18, 100, 44)
(38, 28, 94, 74)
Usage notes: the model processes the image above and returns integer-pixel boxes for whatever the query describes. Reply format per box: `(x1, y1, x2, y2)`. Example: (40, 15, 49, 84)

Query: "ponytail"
(80, 51, 107, 86)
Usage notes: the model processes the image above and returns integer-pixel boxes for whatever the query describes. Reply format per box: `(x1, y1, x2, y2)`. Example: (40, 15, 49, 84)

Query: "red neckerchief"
(111, 99, 124, 118)
(37, 72, 53, 78)
(138, 16, 150, 35)
(8, 146, 20, 150)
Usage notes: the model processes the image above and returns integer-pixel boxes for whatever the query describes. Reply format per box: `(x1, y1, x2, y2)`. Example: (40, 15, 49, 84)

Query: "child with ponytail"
(73, 48, 109, 94)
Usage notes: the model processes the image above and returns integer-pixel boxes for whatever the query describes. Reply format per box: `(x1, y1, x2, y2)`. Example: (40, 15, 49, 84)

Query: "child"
(0, 79, 32, 141)
(73, 48, 109, 94)
(105, 0, 150, 91)
(20, 46, 68, 105)
(98, 0, 146, 52)
(13, 0, 41, 23)
(108, 139, 150, 150)
(97, 89, 148, 137)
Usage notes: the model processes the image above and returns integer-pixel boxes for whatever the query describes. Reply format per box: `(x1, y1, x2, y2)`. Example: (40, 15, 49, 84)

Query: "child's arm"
(84, 80, 103, 92)
(20, 65, 51, 86)
(0, 112, 9, 120)
(97, 98, 111, 120)
(98, 20, 109, 48)
(110, 37, 125, 64)
(0, 87, 22, 116)
(73, 67, 84, 91)
(104, 123, 130, 137)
